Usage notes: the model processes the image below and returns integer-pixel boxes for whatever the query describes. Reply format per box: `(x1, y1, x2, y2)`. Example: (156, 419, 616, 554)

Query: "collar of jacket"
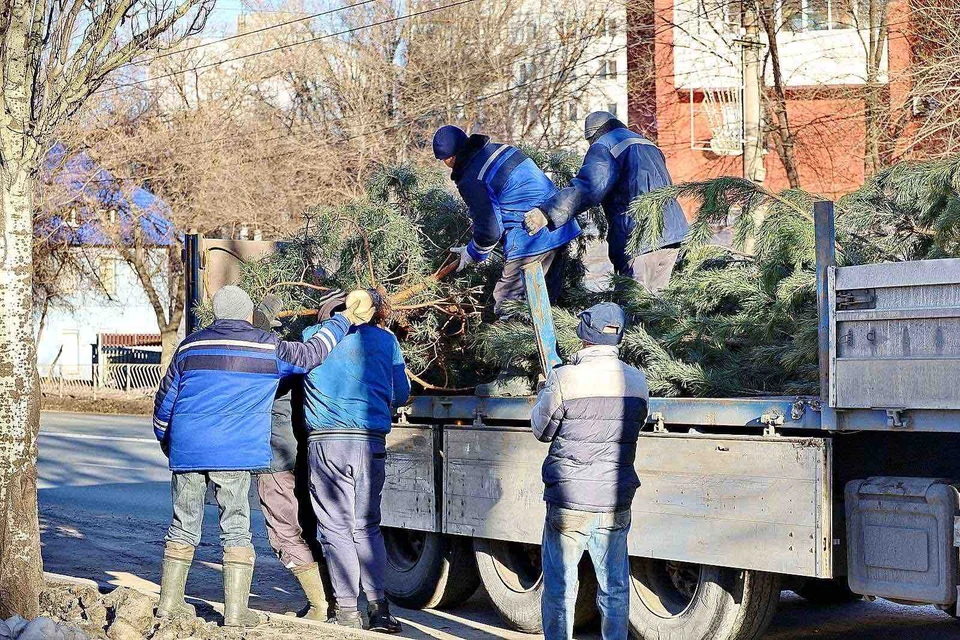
(570, 344, 620, 364)
(589, 118, 629, 145)
(451, 134, 491, 182)
(211, 318, 256, 330)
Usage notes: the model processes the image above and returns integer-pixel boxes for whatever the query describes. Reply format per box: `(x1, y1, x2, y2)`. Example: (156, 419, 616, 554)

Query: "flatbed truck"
(186, 202, 960, 639)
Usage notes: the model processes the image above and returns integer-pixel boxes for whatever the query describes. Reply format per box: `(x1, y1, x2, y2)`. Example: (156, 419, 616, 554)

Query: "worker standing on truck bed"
(523, 111, 688, 293)
(250, 293, 335, 623)
(152, 285, 372, 628)
(301, 291, 411, 633)
(433, 124, 582, 396)
(530, 302, 649, 640)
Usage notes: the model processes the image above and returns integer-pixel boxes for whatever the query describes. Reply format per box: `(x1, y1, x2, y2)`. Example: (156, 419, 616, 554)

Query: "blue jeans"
(541, 505, 631, 640)
(165, 470, 253, 549)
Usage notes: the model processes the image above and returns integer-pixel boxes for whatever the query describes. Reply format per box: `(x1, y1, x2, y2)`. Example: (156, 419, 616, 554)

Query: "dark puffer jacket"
(530, 345, 649, 512)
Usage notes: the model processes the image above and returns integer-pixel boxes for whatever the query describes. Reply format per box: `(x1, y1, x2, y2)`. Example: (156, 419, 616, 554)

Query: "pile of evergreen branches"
(211, 152, 960, 397)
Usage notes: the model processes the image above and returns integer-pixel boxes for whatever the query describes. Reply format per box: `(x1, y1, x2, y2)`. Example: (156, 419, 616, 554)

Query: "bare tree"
(0, 0, 213, 616)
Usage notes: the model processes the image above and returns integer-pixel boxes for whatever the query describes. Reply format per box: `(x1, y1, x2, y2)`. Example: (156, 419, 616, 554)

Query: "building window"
(601, 59, 618, 79)
(98, 257, 118, 296)
(603, 17, 619, 37)
(781, 0, 866, 32)
(567, 102, 579, 122)
(607, 103, 619, 118)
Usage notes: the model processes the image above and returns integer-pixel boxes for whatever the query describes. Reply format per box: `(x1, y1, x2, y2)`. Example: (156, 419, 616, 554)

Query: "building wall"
(629, 0, 912, 198)
(37, 249, 169, 368)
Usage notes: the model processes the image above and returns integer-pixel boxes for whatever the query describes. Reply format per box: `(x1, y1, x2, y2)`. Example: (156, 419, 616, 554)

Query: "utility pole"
(741, 1, 765, 183)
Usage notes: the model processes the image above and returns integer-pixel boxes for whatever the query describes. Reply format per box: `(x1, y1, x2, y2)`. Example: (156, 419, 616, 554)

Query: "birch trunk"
(0, 161, 44, 619)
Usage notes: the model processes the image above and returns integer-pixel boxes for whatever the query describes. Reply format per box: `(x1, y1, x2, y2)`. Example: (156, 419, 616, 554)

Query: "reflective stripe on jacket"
(152, 315, 350, 472)
(530, 345, 649, 512)
(540, 123, 688, 273)
(451, 134, 581, 261)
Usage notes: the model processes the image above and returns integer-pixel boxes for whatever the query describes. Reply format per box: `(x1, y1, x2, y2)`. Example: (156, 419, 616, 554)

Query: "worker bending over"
(531, 302, 649, 640)
(433, 124, 581, 394)
(302, 291, 410, 633)
(525, 111, 688, 293)
(152, 285, 372, 627)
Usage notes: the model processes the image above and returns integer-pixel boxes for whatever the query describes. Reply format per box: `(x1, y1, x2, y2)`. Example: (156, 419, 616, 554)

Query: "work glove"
(523, 207, 549, 236)
(449, 246, 478, 272)
(343, 289, 377, 325)
(253, 294, 283, 331)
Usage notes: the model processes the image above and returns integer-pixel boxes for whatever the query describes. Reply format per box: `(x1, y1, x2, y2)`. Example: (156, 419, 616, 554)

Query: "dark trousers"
(307, 438, 387, 610)
(492, 247, 566, 316)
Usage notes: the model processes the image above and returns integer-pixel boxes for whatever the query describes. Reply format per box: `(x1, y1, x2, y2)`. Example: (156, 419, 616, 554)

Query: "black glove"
(160, 440, 170, 459)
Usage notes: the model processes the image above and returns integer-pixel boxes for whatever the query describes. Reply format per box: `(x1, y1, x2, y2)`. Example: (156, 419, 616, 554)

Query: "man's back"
(302, 324, 409, 435)
(532, 345, 649, 512)
(154, 313, 351, 472)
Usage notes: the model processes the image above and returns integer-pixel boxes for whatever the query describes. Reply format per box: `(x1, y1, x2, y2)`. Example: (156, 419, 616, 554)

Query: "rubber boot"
(222, 547, 261, 627)
(475, 364, 533, 397)
(156, 542, 196, 618)
(286, 562, 328, 621)
(367, 599, 402, 634)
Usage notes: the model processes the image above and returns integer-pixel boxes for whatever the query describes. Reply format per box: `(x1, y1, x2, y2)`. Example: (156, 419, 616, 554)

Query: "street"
(38, 411, 960, 639)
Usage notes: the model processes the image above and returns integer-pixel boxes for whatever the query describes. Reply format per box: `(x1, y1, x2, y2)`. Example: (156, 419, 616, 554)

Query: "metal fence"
(38, 363, 163, 398)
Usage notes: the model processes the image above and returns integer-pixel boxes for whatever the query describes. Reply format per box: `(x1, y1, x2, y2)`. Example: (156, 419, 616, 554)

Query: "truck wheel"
(794, 578, 860, 605)
(473, 538, 598, 633)
(383, 528, 480, 609)
(628, 558, 780, 640)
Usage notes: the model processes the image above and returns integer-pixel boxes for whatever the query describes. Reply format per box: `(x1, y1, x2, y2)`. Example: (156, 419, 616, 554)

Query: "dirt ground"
(41, 395, 152, 415)
(37, 580, 369, 640)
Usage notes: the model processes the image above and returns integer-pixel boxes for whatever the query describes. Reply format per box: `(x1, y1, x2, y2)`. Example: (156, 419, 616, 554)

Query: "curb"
(43, 572, 100, 588)
(44, 572, 387, 638)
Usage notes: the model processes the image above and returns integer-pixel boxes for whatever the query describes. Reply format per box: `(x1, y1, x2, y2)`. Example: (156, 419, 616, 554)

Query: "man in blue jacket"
(302, 299, 410, 633)
(524, 111, 689, 293)
(433, 125, 582, 394)
(152, 285, 373, 628)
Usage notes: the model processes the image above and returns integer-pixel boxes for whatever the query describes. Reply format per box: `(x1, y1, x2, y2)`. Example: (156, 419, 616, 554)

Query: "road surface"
(38, 411, 960, 639)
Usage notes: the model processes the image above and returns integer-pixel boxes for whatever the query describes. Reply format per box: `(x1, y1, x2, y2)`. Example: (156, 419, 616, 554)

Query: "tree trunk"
(0, 163, 44, 619)
(160, 326, 179, 371)
(760, 1, 801, 189)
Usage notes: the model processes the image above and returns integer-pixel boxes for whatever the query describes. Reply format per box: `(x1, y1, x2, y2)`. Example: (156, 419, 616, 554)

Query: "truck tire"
(383, 528, 480, 609)
(628, 558, 780, 640)
(473, 538, 597, 633)
(794, 578, 860, 605)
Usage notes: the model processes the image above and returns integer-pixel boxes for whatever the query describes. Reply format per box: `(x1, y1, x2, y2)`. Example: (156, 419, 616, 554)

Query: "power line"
(95, 0, 479, 95)
(134, 0, 377, 65)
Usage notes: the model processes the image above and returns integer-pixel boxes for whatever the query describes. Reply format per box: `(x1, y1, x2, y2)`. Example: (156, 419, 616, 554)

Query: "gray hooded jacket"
(531, 345, 649, 512)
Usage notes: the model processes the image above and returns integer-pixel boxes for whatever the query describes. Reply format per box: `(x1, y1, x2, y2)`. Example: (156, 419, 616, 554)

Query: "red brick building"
(627, 0, 915, 198)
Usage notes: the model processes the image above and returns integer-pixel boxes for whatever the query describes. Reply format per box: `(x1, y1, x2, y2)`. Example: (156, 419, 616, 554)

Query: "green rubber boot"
(222, 547, 261, 627)
(157, 542, 197, 618)
(287, 562, 328, 621)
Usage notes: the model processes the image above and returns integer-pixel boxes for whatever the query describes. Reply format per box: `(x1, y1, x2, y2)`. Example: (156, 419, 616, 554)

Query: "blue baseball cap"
(576, 302, 626, 346)
(432, 125, 468, 160)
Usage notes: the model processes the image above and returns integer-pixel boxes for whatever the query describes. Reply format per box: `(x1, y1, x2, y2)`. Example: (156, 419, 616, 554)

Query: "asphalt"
(38, 411, 960, 639)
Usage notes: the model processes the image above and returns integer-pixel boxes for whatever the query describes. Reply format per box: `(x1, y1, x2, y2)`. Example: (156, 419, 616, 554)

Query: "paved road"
(38, 411, 960, 639)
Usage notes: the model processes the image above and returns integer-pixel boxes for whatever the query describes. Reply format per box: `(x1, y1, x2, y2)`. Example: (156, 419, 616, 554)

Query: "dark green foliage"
(480, 159, 960, 397)
(213, 150, 960, 397)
